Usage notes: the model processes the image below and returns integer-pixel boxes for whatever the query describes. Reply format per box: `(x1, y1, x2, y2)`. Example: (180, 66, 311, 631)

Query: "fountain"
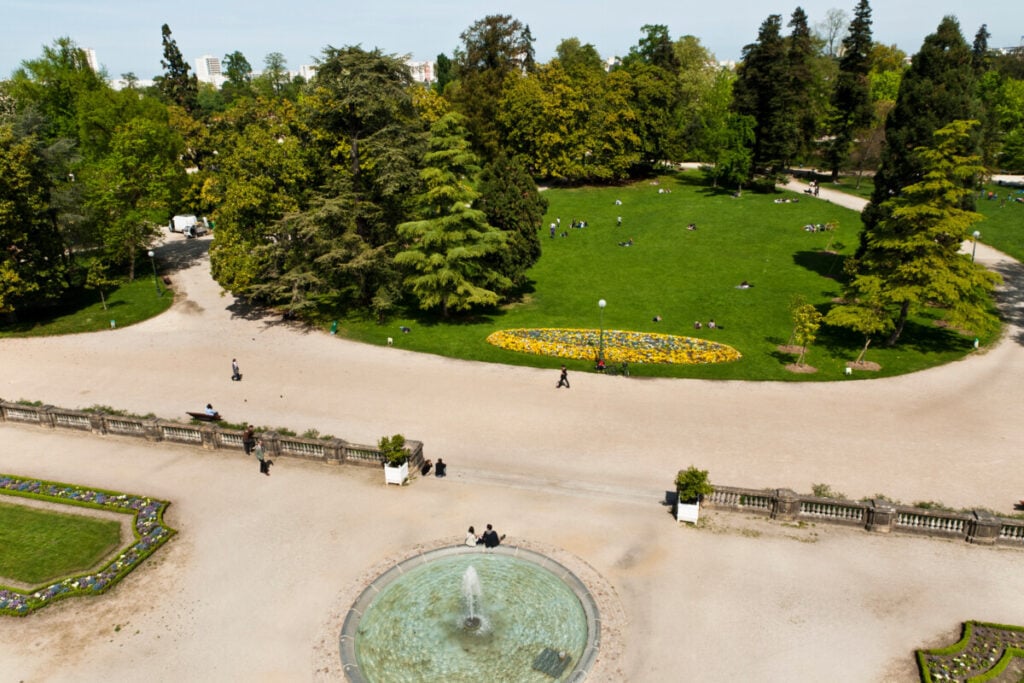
(340, 546, 599, 682)
(461, 565, 485, 631)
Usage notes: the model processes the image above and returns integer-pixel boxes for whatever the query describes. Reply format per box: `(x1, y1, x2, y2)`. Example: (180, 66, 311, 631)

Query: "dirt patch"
(777, 345, 804, 355)
(846, 361, 881, 371)
(785, 363, 818, 374)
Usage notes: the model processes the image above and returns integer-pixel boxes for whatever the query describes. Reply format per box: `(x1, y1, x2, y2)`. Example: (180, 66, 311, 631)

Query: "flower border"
(486, 328, 742, 365)
(0, 474, 176, 616)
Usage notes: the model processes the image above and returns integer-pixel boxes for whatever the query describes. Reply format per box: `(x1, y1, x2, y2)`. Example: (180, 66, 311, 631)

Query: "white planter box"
(384, 461, 409, 486)
(676, 500, 700, 523)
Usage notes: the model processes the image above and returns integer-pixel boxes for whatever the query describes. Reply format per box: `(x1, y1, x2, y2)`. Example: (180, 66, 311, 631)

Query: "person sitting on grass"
(618, 238, 633, 247)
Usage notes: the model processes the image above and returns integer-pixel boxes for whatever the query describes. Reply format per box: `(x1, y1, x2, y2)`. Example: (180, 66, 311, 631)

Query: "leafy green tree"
(556, 38, 604, 77)
(448, 15, 536, 161)
(827, 0, 874, 180)
(221, 51, 253, 102)
(0, 124, 70, 316)
(824, 270, 893, 364)
(157, 24, 198, 113)
(625, 24, 680, 71)
(791, 303, 823, 366)
(394, 113, 509, 316)
(254, 52, 295, 99)
(847, 120, 999, 345)
(85, 258, 119, 310)
(475, 153, 547, 289)
(6, 37, 107, 143)
(82, 116, 186, 280)
(702, 112, 755, 191)
(861, 16, 979, 241)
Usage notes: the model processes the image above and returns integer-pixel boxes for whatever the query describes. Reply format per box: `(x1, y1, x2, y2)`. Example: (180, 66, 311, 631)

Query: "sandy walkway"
(0, 210, 1022, 681)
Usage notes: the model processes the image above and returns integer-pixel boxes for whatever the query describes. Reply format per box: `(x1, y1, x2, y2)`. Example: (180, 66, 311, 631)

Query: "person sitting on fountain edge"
(481, 524, 505, 548)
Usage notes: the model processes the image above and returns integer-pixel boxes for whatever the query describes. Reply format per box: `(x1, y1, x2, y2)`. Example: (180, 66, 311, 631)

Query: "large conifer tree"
(827, 0, 874, 180)
(861, 16, 978, 239)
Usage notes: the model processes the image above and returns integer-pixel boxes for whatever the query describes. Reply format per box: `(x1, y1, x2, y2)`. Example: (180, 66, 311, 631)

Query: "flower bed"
(917, 621, 1024, 682)
(0, 474, 176, 616)
(486, 328, 741, 365)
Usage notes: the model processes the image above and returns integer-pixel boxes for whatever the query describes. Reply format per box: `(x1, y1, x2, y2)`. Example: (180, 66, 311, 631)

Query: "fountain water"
(461, 565, 485, 631)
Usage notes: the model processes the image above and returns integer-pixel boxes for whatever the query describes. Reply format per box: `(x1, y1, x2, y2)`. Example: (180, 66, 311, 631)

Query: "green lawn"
(0, 275, 173, 338)
(974, 183, 1024, 263)
(0, 501, 122, 585)
(329, 171, 988, 381)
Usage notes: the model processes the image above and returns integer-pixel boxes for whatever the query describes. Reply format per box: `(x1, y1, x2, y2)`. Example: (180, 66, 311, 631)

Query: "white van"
(169, 215, 208, 238)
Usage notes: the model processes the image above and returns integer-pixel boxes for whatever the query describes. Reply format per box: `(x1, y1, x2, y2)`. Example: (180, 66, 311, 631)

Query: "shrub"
(675, 466, 713, 504)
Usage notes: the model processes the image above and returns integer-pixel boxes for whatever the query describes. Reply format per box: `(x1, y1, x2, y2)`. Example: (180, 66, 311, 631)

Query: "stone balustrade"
(0, 400, 424, 471)
(704, 484, 1024, 548)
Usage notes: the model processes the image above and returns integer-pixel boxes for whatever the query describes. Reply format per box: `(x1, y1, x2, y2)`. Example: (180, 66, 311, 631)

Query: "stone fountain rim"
(334, 540, 623, 683)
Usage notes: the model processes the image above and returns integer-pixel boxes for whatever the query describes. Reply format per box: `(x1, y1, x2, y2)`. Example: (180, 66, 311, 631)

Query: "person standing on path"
(231, 358, 241, 381)
(242, 425, 255, 456)
(556, 365, 570, 389)
(255, 439, 269, 475)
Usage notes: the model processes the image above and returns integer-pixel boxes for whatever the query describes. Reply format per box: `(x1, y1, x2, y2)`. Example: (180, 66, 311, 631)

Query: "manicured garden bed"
(0, 475, 176, 616)
(917, 621, 1024, 682)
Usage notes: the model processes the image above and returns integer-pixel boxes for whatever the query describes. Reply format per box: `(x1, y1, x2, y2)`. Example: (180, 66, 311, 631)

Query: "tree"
(791, 303, 824, 366)
(448, 15, 536, 161)
(435, 53, 454, 93)
(732, 14, 795, 174)
(702, 112, 754, 190)
(786, 8, 820, 163)
(85, 258, 118, 310)
(827, 0, 874, 180)
(83, 116, 186, 280)
(158, 24, 198, 113)
(626, 24, 680, 71)
(846, 120, 999, 345)
(221, 51, 253, 102)
(394, 113, 509, 316)
(556, 38, 604, 77)
(475, 153, 547, 289)
(0, 123, 70, 316)
(254, 52, 292, 99)
(815, 8, 850, 58)
(824, 270, 893, 364)
(861, 16, 979, 242)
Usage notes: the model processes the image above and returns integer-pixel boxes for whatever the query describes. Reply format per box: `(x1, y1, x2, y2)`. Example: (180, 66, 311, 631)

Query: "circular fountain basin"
(340, 546, 600, 682)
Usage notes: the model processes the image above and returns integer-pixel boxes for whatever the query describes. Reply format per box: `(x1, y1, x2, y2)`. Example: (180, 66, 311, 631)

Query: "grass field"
(331, 171, 988, 381)
(0, 274, 173, 338)
(0, 501, 122, 585)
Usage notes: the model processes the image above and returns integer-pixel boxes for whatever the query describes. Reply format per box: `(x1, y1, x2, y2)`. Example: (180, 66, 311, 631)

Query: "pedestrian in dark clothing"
(481, 524, 505, 548)
(231, 358, 242, 381)
(435, 458, 447, 477)
(242, 425, 255, 455)
(556, 365, 570, 389)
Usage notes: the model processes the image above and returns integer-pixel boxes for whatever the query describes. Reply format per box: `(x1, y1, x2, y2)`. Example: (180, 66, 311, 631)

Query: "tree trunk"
(886, 301, 910, 346)
(855, 337, 871, 364)
(99, 289, 108, 311)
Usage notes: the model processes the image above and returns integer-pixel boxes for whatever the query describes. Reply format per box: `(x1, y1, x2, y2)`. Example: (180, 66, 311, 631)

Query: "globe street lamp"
(598, 299, 607, 363)
(147, 250, 162, 296)
(971, 230, 981, 263)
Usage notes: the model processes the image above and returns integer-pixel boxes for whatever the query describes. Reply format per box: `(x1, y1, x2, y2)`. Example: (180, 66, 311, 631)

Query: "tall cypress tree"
(786, 8, 818, 163)
(860, 16, 979, 240)
(158, 24, 198, 113)
(827, 0, 874, 180)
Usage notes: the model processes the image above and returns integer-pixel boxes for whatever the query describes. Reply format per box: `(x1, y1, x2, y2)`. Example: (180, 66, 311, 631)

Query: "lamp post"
(147, 250, 161, 295)
(598, 299, 607, 363)
(971, 230, 981, 263)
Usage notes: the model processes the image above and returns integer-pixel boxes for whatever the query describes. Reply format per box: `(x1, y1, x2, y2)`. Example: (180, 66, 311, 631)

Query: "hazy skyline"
(2, 1, 1021, 79)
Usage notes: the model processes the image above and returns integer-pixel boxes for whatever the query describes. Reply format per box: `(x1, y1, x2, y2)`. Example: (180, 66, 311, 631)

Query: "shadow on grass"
(792, 249, 847, 279)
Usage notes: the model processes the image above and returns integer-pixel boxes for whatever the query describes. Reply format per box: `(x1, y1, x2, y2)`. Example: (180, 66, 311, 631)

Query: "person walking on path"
(255, 439, 269, 476)
(556, 365, 570, 389)
(242, 425, 256, 455)
(231, 358, 241, 381)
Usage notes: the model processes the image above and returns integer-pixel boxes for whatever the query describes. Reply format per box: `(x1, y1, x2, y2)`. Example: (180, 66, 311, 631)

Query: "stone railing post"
(142, 419, 163, 442)
(772, 489, 800, 521)
(200, 425, 217, 450)
(87, 413, 107, 435)
(866, 500, 897, 533)
(968, 511, 1002, 545)
(38, 405, 57, 428)
(261, 431, 281, 458)
(328, 438, 347, 464)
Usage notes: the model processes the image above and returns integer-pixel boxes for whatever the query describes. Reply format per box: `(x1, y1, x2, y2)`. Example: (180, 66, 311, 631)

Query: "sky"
(2, 0, 1022, 80)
